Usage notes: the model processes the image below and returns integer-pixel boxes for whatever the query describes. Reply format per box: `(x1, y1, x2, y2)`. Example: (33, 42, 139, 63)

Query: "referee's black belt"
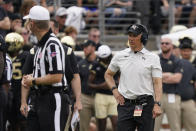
(33, 86, 68, 94)
(124, 95, 153, 105)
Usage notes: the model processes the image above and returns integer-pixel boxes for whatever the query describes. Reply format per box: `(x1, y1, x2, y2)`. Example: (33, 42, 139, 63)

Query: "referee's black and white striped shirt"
(5, 55, 12, 83)
(33, 29, 67, 88)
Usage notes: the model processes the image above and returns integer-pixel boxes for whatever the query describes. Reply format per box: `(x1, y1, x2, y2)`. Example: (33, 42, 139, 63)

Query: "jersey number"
(12, 62, 22, 80)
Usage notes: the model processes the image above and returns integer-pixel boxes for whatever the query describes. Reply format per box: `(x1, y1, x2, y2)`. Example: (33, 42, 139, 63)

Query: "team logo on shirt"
(131, 25, 138, 30)
(50, 52, 57, 57)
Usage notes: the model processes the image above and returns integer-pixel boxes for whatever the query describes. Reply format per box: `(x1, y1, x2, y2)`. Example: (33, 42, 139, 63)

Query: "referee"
(21, 6, 69, 131)
(105, 24, 162, 131)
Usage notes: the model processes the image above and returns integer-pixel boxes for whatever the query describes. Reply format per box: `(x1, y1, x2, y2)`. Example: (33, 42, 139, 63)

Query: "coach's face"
(128, 33, 142, 49)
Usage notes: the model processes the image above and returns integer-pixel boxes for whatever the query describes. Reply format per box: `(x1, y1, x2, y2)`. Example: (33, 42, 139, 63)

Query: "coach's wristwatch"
(154, 101, 161, 106)
(111, 86, 117, 92)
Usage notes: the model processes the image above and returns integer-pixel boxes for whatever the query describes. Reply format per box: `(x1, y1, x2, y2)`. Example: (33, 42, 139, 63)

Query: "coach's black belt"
(124, 95, 153, 105)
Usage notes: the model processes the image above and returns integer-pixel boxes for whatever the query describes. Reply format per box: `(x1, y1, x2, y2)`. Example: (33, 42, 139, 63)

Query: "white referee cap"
(23, 5, 50, 20)
(97, 45, 112, 58)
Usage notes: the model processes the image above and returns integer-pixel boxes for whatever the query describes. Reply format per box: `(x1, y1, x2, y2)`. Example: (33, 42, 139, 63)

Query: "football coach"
(104, 24, 162, 131)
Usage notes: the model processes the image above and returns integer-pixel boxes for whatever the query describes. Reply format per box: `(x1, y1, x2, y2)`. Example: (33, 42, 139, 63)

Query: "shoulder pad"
(30, 48, 35, 55)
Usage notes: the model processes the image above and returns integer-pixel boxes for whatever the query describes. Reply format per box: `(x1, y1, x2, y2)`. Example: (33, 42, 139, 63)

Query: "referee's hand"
(112, 89, 125, 105)
(20, 103, 28, 117)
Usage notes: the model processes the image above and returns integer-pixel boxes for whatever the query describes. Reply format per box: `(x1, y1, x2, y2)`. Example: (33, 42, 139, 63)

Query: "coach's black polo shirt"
(178, 59, 196, 101)
(78, 58, 97, 95)
(159, 54, 183, 94)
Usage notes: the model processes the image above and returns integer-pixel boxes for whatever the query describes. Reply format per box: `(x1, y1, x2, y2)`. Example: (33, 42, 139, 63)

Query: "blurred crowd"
(2, 0, 196, 35)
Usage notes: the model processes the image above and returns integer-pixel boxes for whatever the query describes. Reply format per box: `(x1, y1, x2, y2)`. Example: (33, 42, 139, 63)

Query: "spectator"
(154, 37, 183, 131)
(55, 7, 67, 33)
(104, 0, 133, 25)
(150, 0, 169, 34)
(8, 13, 22, 33)
(169, 25, 188, 58)
(0, 0, 11, 37)
(64, 26, 83, 51)
(65, 6, 86, 33)
(177, 36, 196, 131)
(88, 45, 118, 131)
(134, 0, 150, 27)
(79, 0, 99, 25)
(1, 0, 14, 17)
(19, 0, 36, 17)
(18, 27, 32, 51)
(64, 26, 78, 41)
(88, 28, 102, 50)
(49, 18, 59, 35)
(175, 0, 196, 27)
(78, 40, 97, 131)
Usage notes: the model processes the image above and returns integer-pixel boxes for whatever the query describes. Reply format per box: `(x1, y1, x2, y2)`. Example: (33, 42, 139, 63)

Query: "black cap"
(82, 40, 96, 48)
(10, 13, 21, 21)
(179, 37, 193, 49)
(127, 24, 148, 36)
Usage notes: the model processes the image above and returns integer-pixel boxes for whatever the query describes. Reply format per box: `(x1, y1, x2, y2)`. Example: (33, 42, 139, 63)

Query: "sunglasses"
(60, 15, 67, 19)
(161, 42, 170, 45)
(92, 35, 100, 38)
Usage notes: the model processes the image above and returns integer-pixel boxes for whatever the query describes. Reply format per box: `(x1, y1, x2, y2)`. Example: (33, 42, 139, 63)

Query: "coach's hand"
(112, 88, 125, 105)
(153, 104, 162, 118)
(20, 103, 28, 117)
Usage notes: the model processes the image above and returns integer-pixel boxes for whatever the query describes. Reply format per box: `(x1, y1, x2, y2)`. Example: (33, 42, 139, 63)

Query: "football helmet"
(5, 32, 24, 53)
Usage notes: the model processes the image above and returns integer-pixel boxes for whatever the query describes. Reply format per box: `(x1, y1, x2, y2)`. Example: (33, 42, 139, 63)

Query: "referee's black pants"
(27, 91, 70, 131)
(117, 96, 154, 131)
